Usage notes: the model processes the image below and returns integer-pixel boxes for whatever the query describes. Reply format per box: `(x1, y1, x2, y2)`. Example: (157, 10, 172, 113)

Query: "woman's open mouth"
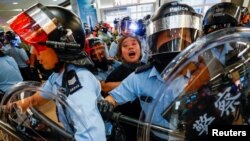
(128, 51, 136, 57)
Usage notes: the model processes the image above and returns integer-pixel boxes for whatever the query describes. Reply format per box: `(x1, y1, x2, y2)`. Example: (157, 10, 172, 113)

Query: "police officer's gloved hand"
(97, 100, 114, 121)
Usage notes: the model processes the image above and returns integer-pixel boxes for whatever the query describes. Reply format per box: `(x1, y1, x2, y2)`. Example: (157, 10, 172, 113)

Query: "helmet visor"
(120, 20, 137, 35)
(8, 3, 58, 45)
(154, 28, 195, 55)
(147, 11, 202, 55)
(147, 11, 202, 36)
(88, 42, 107, 61)
(203, 23, 236, 34)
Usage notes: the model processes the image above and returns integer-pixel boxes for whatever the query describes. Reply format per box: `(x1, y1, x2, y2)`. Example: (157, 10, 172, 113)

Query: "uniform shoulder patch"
(66, 70, 82, 95)
(135, 63, 153, 74)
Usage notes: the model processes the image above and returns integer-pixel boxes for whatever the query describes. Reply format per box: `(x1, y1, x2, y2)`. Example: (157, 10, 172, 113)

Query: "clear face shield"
(0, 81, 92, 141)
(119, 20, 137, 36)
(147, 11, 202, 56)
(87, 41, 110, 71)
(155, 28, 194, 54)
(89, 42, 107, 62)
(204, 23, 236, 34)
(137, 27, 250, 140)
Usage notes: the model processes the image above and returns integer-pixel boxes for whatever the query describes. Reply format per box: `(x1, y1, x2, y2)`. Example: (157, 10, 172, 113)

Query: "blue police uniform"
(211, 43, 233, 65)
(109, 41, 118, 58)
(0, 55, 23, 92)
(40, 64, 106, 141)
(109, 66, 188, 138)
(4, 44, 29, 68)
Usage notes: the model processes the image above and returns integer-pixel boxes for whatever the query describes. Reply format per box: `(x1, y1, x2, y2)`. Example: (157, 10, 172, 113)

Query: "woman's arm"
(100, 81, 120, 93)
(104, 95, 118, 108)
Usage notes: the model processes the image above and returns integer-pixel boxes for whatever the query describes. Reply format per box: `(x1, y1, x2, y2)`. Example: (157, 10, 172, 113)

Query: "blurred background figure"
(4, 31, 31, 81)
(0, 27, 5, 45)
(135, 18, 148, 63)
(92, 25, 99, 37)
(84, 22, 94, 39)
(99, 22, 113, 48)
(0, 43, 23, 100)
(112, 18, 120, 42)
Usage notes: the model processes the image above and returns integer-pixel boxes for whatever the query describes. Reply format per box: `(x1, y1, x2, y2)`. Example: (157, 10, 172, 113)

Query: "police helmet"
(203, 2, 242, 34)
(86, 37, 109, 71)
(119, 16, 137, 36)
(87, 37, 103, 48)
(8, 3, 93, 67)
(86, 37, 108, 60)
(147, 1, 202, 72)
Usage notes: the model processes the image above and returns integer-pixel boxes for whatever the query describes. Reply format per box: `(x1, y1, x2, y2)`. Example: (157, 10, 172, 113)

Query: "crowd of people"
(1, 1, 250, 141)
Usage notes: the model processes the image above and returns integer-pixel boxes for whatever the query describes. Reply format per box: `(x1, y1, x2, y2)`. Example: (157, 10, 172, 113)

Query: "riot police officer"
(99, 1, 202, 141)
(203, 2, 243, 35)
(202, 2, 244, 78)
(8, 3, 106, 141)
(152, 3, 250, 141)
(86, 37, 120, 81)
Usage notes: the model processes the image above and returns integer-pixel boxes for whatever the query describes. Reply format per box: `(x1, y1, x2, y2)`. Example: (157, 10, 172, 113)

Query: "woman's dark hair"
(117, 36, 141, 60)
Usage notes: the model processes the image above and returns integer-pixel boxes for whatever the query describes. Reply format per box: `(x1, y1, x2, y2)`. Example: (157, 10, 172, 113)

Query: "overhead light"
(53, 0, 58, 1)
(13, 2, 18, 5)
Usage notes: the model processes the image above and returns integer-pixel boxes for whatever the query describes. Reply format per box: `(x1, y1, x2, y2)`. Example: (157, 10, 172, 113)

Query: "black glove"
(97, 100, 114, 121)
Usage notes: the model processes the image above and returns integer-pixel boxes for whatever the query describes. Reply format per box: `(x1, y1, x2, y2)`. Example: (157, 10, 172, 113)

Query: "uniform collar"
(54, 71, 63, 86)
(149, 66, 164, 82)
(55, 65, 74, 86)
